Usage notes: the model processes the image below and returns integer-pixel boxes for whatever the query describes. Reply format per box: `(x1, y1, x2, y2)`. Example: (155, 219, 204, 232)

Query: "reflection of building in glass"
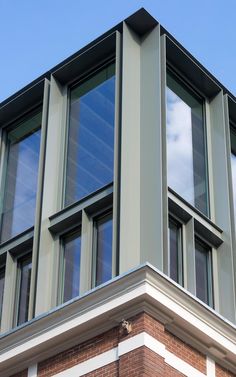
(0, 8, 235, 377)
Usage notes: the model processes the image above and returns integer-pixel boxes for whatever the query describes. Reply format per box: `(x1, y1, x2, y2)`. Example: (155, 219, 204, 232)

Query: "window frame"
(166, 65, 210, 218)
(13, 251, 32, 327)
(62, 59, 116, 210)
(0, 94, 48, 332)
(92, 208, 113, 288)
(58, 227, 82, 305)
(0, 107, 42, 246)
(164, 61, 225, 309)
(48, 52, 120, 307)
(194, 236, 214, 307)
(168, 215, 183, 286)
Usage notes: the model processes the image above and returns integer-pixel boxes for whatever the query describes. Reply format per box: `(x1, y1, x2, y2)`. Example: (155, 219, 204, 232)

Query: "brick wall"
(34, 312, 235, 377)
(216, 363, 236, 377)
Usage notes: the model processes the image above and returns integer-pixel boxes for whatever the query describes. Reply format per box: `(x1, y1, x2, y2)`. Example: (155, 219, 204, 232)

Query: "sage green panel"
(223, 94, 236, 313)
(209, 91, 236, 322)
(183, 218, 195, 295)
(1, 252, 17, 332)
(140, 25, 163, 271)
(119, 23, 141, 273)
(35, 77, 67, 316)
(80, 210, 93, 294)
(29, 79, 50, 320)
(112, 31, 122, 277)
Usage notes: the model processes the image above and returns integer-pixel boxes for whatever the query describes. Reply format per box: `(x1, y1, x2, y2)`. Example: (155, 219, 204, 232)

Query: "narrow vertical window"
(0, 267, 5, 327)
(16, 254, 32, 326)
(195, 238, 213, 306)
(230, 127, 236, 222)
(65, 64, 115, 206)
(0, 112, 41, 243)
(95, 213, 113, 286)
(166, 71, 208, 216)
(62, 231, 81, 303)
(168, 218, 183, 285)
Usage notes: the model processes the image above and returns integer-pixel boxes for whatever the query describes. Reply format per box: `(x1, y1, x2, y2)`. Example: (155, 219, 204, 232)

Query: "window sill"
(168, 188, 223, 248)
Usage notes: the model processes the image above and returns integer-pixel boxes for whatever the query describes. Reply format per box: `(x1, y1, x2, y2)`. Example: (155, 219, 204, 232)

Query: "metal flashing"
(124, 7, 158, 36)
(0, 79, 46, 127)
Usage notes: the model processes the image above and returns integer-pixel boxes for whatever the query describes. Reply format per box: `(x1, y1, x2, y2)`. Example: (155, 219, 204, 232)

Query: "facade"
(0, 8, 236, 377)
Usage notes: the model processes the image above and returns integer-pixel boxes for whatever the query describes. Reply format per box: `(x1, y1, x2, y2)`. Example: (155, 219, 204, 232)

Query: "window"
(65, 64, 115, 206)
(94, 212, 113, 287)
(168, 218, 183, 285)
(0, 267, 5, 327)
(15, 254, 32, 326)
(166, 70, 208, 216)
(195, 238, 213, 306)
(0, 112, 41, 243)
(61, 230, 81, 303)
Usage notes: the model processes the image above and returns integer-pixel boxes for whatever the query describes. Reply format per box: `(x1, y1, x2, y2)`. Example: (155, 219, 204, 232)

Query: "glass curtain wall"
(65, 64, 115, 206)
(16, 254, 32, 326)
(95, 213, 113, 286)
(62, 231, 81, 303)
(166, 71, 208, 216)
(0, 112, 41, 243)
(168, 218, 183, 285)
(195, 238, 213, 306)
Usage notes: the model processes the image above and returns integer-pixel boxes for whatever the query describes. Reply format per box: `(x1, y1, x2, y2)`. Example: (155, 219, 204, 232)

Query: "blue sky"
(1, 0, 236, 102)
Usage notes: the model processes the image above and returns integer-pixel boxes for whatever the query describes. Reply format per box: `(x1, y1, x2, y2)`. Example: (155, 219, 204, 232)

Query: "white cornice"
(0, 264, 235, 376)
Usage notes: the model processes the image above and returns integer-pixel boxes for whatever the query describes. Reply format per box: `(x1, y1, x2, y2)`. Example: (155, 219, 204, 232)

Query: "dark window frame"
(195, 237, 213, 307)
(14, 251, 32, 327)
(168, 216, 183, 286)
(92, 209, 113, 288)
(166, 65, 210, 218)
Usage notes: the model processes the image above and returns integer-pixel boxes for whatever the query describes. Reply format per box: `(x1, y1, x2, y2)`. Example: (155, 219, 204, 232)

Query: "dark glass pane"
(17, 255, 32, 326)
(1, 113, 41, 242)
(195, 239, 211, 305)
(166, 72, 208, 216)
(65, 65, 115, 206)
(96, 214, 113, 286)
(63, 232, 81, 302)
(0, 268, 5, 326)
(168, 219, 182, 284)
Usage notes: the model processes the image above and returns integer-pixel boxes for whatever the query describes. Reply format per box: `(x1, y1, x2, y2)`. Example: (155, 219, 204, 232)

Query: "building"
(0, 7, 235, 377)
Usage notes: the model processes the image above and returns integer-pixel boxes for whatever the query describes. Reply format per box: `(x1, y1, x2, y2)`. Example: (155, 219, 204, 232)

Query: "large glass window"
(65, 64, 115, 207)
(15, 254, 32, 326)
(168, 218, 183, 285)
(166, 70, 208, 216)
(0, 112, 41, 243)
(0, 267, 5, 327)
(61, 231, 81, 303)
(195, 238, 213, 306)
(94, 213, 113, 286)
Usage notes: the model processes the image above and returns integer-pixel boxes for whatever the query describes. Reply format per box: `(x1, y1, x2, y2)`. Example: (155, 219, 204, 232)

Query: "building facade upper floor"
(0, 8, 236, 341)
